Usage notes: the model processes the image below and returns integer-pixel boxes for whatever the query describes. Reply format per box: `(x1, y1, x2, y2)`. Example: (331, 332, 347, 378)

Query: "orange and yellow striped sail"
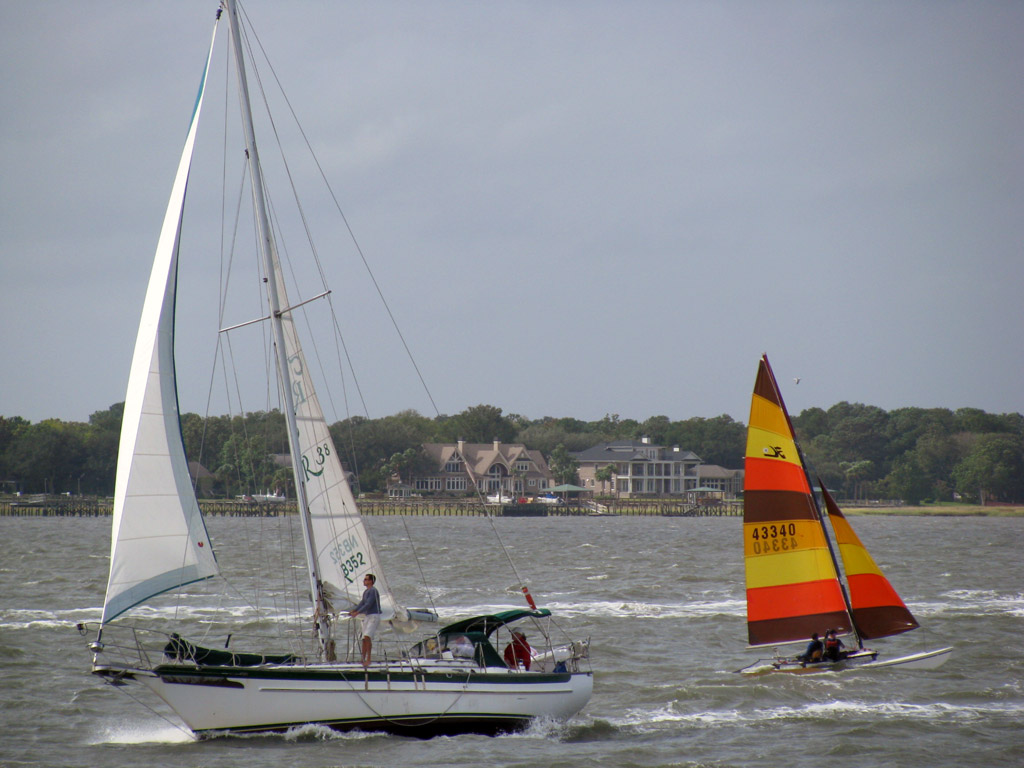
(820, 485, 919, 639)
(744, 356, 852, 646)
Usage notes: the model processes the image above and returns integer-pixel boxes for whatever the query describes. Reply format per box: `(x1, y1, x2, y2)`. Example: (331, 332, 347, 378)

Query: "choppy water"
(1, 514, 1022, 767)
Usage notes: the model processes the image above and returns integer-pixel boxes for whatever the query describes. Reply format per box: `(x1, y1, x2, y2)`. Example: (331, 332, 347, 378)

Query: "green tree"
(547, 444, 580, 485)
(841, 460, 875, 501)
(434, 404, 516, 444)
(663, 415, 745, 467)
(331, 410, 434, 492)
(515, 419, 595, 454)
(594, 464, 616, 496)
(83, 404, 123, 495)
(639, 415, 671, 445)
(216, 433, 275, 498)
(0, 415, 31, 490)
(954, 408, 1013, 435)
(952, 434, 1024, 503)
(884, 454, 933, 505)
(7, 419, 88, 494)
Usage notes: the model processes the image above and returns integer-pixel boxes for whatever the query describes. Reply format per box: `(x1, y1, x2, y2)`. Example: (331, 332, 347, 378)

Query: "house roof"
(571, 440, 701, 463)
(421, 442, 552, 482)
(696, 464, 743, 478)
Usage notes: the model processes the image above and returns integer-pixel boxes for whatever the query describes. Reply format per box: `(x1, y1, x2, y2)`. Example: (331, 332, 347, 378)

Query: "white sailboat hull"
(862, 646, 954, 670)
(108, 661, 592, 737)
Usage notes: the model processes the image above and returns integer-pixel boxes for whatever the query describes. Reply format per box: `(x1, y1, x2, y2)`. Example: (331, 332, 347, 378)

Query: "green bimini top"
(438, 609, 552, 638)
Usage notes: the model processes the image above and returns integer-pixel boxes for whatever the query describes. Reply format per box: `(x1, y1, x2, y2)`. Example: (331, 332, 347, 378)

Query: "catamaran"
(739, 355, 952, 673)
(78, 0, 591, 736)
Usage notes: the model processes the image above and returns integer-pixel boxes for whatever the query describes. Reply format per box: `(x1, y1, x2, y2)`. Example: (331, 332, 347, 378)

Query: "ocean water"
(1, 514, 1021, 768)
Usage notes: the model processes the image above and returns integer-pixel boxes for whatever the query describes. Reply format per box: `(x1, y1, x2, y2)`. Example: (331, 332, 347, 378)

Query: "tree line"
(1, 402, 1022, 504)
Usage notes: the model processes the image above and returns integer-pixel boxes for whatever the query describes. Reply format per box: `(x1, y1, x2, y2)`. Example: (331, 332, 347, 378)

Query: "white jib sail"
(101, 28, 221, 625)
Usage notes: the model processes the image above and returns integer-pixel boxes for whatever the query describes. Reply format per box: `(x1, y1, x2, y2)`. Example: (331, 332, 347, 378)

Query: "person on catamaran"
(503, 630, 532, 670)
(348, 573, 381, 667)
(798, 632, 823, 664)
(823, 629, 847, 661)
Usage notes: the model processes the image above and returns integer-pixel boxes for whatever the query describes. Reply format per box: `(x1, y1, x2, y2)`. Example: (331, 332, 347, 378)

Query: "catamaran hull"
(108, 664, 592, 737)
(739, 646, 953, 674)
(862, 646, 953, 670)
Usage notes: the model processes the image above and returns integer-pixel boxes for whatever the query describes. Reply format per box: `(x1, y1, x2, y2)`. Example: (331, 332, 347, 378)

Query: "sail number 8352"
(338, 552, 366, 583)
(750, 523, 799, 554)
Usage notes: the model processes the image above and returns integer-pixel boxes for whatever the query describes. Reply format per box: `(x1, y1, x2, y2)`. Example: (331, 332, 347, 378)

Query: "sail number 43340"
(749, 523, 799, 554)
(751, 523, 796, 540)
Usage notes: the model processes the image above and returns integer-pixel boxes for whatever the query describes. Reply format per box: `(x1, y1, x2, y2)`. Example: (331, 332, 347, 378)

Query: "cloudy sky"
(2, 1, 1022, 427)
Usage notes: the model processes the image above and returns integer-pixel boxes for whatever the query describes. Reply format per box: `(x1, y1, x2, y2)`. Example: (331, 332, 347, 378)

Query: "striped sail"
(102, 25, 221, 624)
(820, 485, 919, 639)
(743, 356, 851, 646)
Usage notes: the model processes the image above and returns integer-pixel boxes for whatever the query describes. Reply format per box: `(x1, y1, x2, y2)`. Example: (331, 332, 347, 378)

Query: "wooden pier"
(0, 495, 740, 518)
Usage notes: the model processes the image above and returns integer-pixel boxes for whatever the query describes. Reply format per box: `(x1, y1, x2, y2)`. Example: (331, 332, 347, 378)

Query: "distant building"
(692, 464, 744, 499)
(387, 481, 413, 499)
(413, 440, 555, 497)
(573, 438, 743, 499)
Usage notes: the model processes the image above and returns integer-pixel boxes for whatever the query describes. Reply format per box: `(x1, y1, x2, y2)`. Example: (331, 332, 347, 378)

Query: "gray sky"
(2, 1, 1022, 427)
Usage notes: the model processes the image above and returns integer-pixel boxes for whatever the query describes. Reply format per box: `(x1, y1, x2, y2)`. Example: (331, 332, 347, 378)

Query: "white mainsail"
(270, 268, 403, 622)
(101, 27, 221, 625)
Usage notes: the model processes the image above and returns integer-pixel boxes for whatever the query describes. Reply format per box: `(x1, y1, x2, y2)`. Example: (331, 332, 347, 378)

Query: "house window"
(445, 459, 462, 473)
(446, 477, 467, 491)
(415, 478, 441, 491)
(516, 461, 531, 472)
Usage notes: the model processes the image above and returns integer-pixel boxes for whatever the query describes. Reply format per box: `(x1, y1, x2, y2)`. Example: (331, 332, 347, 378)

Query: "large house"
(410, 440, 555, 498)
(573, 438, 743, 499)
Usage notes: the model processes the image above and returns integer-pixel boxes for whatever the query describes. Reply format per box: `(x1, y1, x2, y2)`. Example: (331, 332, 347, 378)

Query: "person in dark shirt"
(798, 632, 823, 664)
(823, 629, 847, 661)
(348, 573, 381, 667)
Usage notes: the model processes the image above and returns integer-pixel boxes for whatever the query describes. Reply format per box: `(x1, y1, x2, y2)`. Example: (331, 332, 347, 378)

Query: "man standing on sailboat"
(349, 574, 382, 667)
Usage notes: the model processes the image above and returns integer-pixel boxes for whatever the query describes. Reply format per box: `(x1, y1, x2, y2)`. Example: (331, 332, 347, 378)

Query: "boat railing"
(78, 622, 175, 673)
(77, 622, 310, 672)
(79, 620, 592, 675)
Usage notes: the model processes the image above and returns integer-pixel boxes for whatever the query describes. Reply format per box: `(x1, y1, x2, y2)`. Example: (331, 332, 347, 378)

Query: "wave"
(611, 699, 1024, 730)
(88, 719, 195, 745)
(1, 594, 748, 631)
(928, 589, 1024, 617)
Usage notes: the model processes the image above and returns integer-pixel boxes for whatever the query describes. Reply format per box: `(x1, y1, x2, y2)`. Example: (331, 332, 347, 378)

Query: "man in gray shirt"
(349, 573, 381, 667)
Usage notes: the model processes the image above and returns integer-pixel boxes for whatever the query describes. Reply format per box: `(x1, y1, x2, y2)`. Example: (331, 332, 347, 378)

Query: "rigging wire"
(219, 5, 548, 622)
(241, 2, 440, 418)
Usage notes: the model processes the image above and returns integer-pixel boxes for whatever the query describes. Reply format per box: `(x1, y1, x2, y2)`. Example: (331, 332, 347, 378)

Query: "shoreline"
(2, 498, 1022, 518)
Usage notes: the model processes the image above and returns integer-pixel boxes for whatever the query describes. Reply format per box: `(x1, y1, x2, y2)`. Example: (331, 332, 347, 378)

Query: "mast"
(801, 460, 862, 649)
(223, 0, 332, 656)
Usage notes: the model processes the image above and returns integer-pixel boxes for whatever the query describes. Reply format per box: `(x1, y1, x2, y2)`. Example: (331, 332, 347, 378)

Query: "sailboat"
(78, 0, 591, 737)
(739, 355, 952, 673)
